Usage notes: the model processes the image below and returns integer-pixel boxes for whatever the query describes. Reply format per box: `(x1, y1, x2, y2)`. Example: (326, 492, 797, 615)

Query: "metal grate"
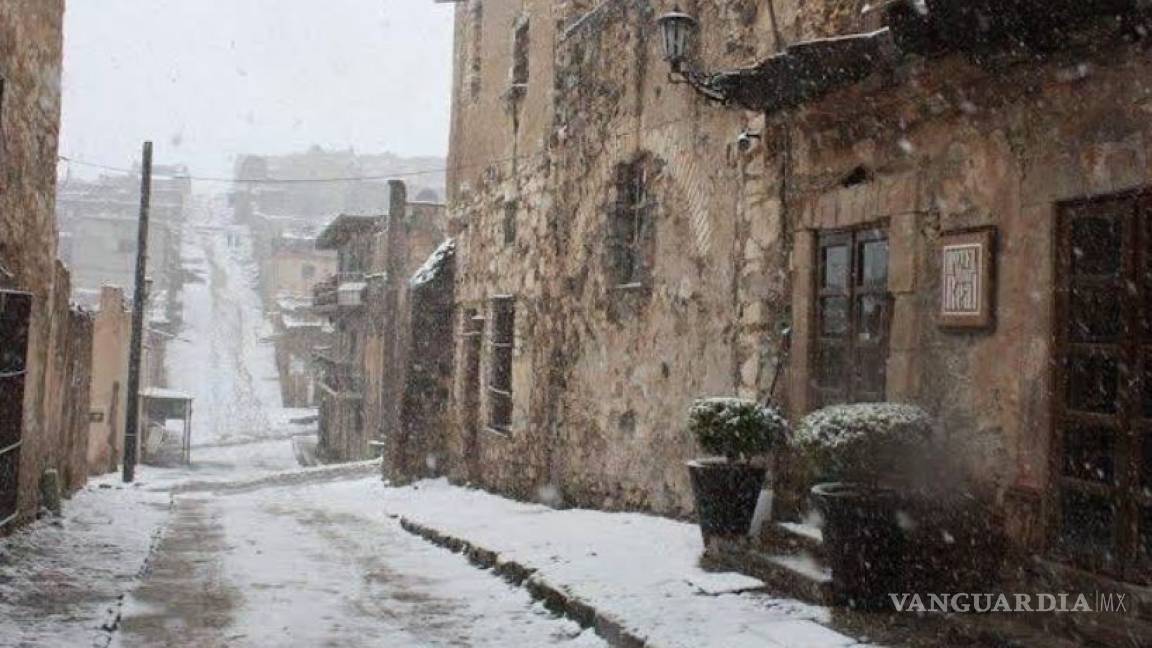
(0, 290, 31, 528)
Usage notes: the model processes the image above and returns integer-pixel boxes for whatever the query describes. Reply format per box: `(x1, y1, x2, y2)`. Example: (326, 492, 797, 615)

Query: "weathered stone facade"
(363, 183, 450, 478)
(0, 0, 91, 530)
(440, 0, 1152, 594)
(443, 0, 786, 516)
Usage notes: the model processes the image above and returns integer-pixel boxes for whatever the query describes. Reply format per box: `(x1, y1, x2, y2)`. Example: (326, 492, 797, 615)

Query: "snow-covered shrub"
(792, 403, 933, 484)
(688, 397, 789, 462)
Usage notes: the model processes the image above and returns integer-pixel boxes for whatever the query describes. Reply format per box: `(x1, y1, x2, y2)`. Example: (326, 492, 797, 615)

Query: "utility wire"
(55, 111, 724, 186)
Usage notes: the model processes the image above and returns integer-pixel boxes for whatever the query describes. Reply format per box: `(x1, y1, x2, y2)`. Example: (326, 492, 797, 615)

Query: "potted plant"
(686, 397, 789, 539)
(791, 402, 933, 610)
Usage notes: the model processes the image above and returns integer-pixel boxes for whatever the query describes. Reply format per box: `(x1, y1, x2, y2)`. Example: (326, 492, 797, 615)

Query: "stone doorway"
(1052, 190, 1152, 583)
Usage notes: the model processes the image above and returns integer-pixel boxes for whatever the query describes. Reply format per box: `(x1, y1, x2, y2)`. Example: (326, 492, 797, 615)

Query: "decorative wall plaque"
(939, 227, 996, 329)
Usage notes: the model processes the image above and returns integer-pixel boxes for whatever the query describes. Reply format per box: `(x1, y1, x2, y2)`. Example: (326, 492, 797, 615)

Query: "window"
(610, 158, 651, 286)
(487, 297, 514, 431)
(0, 79, 6, 182)
(503, 201, 517, 245)
(511, 17, 530, 89)
(302, 264, 316, 280)
(811, 227, 889, 406)
(469, 1, 484, 100)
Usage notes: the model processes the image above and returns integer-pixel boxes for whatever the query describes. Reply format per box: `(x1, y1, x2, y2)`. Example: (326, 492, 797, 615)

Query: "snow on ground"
(165, 202, 292, 450)
(155, 198, 317, 485)
(378, 479, 871, 648)
(115, 476, 606, 648)
(0, 199, 318, 648)
(0, 474, 170, 648)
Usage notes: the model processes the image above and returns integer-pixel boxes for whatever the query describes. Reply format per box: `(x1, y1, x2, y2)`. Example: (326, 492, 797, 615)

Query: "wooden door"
(1053, 191, 1152, 582)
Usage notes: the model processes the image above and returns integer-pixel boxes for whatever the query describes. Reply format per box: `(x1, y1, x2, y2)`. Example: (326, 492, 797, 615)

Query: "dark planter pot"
(687, 459, 767, 539)
(810, 482, 904, 611)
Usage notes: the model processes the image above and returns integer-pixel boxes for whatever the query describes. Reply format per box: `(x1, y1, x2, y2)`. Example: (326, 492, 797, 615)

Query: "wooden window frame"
(810, 225, 891, 407)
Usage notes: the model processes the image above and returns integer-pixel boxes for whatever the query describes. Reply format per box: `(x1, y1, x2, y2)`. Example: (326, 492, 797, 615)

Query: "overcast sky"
(59, 0, 455, 180)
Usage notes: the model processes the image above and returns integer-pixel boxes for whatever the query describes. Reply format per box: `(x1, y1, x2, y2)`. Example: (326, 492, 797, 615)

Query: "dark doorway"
(0, 290, 32, 528)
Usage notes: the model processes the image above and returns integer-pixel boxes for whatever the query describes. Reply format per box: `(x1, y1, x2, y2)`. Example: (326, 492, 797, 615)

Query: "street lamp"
(657, 8, 697, 71)
(656, 7, 727, 103)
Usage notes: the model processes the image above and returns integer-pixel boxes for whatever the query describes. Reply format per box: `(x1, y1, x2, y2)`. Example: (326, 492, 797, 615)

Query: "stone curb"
(398, 517, 649, 648)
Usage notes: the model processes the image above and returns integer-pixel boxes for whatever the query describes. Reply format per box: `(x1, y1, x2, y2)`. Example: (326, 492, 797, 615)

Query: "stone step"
(760, 521, 825, 559)
(703, 537, 833, 606)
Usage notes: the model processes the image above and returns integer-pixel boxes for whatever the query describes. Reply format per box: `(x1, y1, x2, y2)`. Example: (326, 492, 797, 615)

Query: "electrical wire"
(55, 111, 727, 186)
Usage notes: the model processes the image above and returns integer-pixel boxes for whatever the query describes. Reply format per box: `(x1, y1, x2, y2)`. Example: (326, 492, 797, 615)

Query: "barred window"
(511, 17, 530, 88)
(469, 1, 484, 100)
(610, 158, 650, 286)
(487, 297, 514, 431)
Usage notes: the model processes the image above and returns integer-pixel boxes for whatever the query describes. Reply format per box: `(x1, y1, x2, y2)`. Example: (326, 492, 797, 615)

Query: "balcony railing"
(312, 272, 366, 312)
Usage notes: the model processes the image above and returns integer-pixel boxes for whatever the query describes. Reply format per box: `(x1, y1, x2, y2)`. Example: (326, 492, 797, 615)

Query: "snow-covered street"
(1, 206, 606, 648)
(116, 472, 603, 648)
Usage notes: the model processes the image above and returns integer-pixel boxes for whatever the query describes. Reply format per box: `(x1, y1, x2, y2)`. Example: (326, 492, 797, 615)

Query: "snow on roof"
(409, 238, 455, 288)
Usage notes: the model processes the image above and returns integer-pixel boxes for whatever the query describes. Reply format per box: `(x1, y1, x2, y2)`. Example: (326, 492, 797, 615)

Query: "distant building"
(262, 230, 336, 407)
(56, 166, 191, 310)
(313, 214, 376, 461)
(230, 146, 445, 227)
(312, 181, 448, 463)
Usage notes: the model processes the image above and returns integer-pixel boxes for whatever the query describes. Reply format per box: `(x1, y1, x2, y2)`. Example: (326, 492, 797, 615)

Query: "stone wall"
(443, 0, 788, 516)
(783, 38, 1152, 544)
(441, 0, 1152, 561)
(0, 0, 70, 528)
(364, 181, 449, 477)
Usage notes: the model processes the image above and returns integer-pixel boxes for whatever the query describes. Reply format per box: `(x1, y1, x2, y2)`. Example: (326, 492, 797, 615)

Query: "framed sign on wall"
(939, 227, 996, 329)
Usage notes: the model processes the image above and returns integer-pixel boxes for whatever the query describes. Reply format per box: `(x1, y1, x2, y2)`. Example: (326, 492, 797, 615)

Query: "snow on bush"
(792, 402, 933, 482)
(687, 397, 789, 462)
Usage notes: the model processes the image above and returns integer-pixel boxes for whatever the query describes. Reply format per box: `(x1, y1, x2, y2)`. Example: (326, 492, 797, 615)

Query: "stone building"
(314, 214, 377, 461)
(0, 0, 96, 531)
(436, 0, 1152, 617)
(56, 167, 190, 310)
(361, 183, 450, 480)
(256, 227, 335, 406)
(440, 0, 778, 516)
(312, 182, 449, 463)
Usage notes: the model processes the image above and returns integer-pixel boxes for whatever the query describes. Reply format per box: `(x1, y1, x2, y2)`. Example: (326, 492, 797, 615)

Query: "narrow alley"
(8, 2, 1152, 646)
(113, 207, 604, 647)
